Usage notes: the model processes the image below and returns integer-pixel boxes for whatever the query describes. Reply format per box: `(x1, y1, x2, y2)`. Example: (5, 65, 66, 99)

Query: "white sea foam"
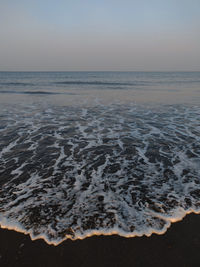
(0, 103, 200, 245)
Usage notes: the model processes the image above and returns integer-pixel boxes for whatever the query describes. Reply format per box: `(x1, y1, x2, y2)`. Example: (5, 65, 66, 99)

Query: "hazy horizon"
(0, 0, 200, 71)
(1, 70, 200, 73)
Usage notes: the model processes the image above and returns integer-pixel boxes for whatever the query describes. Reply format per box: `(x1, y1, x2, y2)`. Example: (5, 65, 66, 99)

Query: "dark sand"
(1, 214, 200, 267)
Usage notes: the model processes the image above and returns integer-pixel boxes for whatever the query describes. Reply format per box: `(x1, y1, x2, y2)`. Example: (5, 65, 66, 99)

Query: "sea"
(0, 71, 200, 245)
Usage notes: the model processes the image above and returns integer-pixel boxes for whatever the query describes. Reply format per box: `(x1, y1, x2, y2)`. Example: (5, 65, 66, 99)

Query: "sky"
(0, 0, 200, 71)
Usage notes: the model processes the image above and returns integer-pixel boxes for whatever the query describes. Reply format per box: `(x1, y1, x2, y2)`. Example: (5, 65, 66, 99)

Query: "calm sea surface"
(0, 72, 200, 244)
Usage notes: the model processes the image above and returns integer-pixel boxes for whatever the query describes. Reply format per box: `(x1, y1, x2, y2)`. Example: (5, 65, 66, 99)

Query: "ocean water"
(0, 72, 200, 245)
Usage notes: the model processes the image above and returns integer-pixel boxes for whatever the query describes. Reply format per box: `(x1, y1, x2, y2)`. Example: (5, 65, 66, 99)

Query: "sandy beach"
(0, 213, 200, 267)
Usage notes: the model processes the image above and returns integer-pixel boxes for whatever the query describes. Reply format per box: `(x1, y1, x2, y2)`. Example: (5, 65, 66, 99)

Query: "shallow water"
(0, 72, 200, 244)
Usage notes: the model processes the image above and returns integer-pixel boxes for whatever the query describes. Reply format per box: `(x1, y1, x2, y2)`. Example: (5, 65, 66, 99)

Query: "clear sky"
(0, 0, 200, 71)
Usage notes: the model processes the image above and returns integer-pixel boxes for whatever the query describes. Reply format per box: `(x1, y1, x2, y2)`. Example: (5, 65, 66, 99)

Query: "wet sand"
(1, 213, 200, 267)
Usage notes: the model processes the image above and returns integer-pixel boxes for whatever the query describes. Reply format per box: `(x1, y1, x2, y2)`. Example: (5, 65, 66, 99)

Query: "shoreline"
(1, 213, 200, 267)
(0, 207, 199, 246)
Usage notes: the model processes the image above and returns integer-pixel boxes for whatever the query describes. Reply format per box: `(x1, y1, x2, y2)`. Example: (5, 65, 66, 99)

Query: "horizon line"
(0, 70, 200, 73)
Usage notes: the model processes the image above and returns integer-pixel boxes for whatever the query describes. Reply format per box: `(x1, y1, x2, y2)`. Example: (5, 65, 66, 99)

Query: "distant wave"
(55, 81, 146, 86)
(55, 80, 200, 87)
(0, 82, 34, 86)
(0, 90, 76, 95)
(157, 80, 200, 84)
(1, 80, 199, 89)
